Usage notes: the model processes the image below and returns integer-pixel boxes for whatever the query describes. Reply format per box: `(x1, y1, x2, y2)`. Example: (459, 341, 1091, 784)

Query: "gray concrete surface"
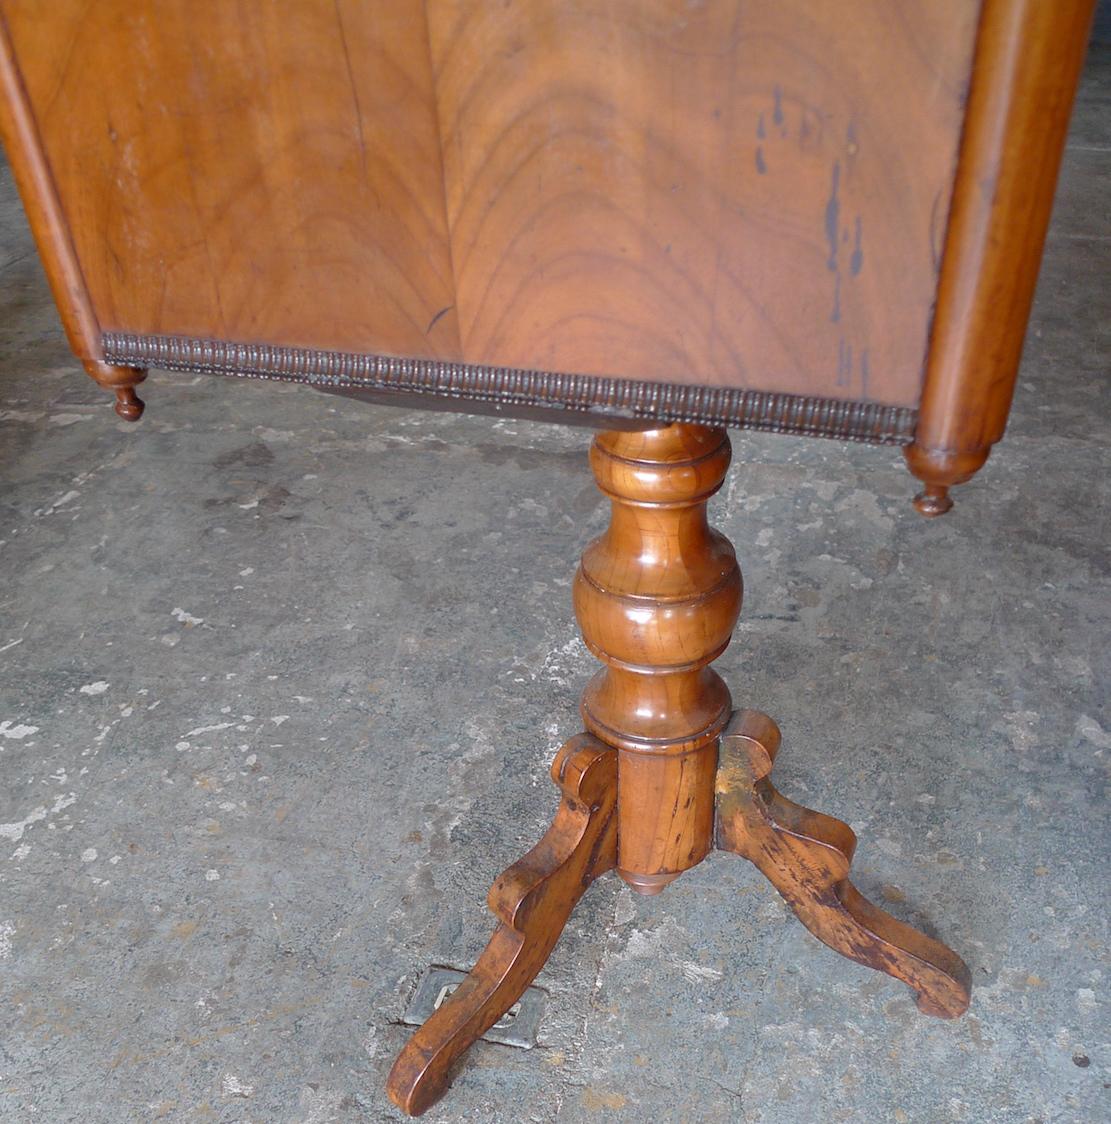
(1, 44, 1108, 1124)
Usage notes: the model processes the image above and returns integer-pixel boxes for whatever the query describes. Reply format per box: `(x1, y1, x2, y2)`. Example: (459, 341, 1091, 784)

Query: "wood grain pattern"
(574, 425, 741, 891)
(0, 0, 460, 358)
(386, 735, 617, 1117)
(906, 0, 1097, 514)
(428, 0, 979, 406)
(716, 709, 972, 1018)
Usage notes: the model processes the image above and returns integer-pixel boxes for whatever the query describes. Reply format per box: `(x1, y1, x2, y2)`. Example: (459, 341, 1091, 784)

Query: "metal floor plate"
(400, 967, 547, 1049)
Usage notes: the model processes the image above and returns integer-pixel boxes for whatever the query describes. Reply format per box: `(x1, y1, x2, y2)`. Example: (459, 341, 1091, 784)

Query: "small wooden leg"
(715, 709, 972, 1018)
(82, 360, 146, 421)
(386, 735, 617, 1116)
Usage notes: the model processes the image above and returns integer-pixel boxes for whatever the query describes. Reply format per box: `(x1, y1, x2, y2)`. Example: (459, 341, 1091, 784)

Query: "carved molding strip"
(101, 332, 918, 446)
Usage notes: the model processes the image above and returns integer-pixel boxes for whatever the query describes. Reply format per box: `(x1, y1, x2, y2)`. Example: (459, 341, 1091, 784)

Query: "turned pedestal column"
(574, 426, 740, 893)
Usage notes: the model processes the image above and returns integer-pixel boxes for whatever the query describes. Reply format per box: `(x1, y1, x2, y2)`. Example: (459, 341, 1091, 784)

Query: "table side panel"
(2, 1, 986, 418)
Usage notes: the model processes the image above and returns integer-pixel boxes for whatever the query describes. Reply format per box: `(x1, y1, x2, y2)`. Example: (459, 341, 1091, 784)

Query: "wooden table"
(0, 1, 1094, 1114)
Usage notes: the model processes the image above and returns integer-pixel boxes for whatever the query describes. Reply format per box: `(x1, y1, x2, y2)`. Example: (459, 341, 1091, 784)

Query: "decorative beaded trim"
(102, 332, 918, 446)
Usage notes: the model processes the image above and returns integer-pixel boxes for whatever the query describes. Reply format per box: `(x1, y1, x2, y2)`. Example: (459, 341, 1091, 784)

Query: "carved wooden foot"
(83, 360, 146, 420)
(386, 735, 617, 1116)
(715, 709, 972, 1018)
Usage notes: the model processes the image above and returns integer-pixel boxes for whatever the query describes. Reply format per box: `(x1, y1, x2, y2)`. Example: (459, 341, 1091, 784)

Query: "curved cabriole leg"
(715, 709, 972, 1019)
(386, 736, 618, 1116)
(82, 360, 147, 421)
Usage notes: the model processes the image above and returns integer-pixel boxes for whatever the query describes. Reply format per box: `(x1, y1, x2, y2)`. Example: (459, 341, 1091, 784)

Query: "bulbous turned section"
(83, 360, 147, 421)
(573, 425, 742, 893)
(575, 426, 741, 750)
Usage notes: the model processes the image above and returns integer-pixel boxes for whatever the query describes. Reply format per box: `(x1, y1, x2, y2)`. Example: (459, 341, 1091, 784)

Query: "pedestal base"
(387, 425, 970, 1115)
(386, 710, 970, 1116)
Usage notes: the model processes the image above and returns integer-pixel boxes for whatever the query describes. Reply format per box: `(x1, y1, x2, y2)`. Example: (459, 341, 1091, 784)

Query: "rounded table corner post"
(906, 0, 1095, 517)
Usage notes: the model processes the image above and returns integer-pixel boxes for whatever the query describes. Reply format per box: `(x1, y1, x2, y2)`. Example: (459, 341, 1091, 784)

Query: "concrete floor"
(1, 47, 1108, 1124)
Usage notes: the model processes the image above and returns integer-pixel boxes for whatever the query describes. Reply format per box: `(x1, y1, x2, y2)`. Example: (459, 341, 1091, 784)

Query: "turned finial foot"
(912, 483, 953, 517)
(82, 360, 147, 422)
(904, 444, 993, 518)
(113, 385, 145, 421)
